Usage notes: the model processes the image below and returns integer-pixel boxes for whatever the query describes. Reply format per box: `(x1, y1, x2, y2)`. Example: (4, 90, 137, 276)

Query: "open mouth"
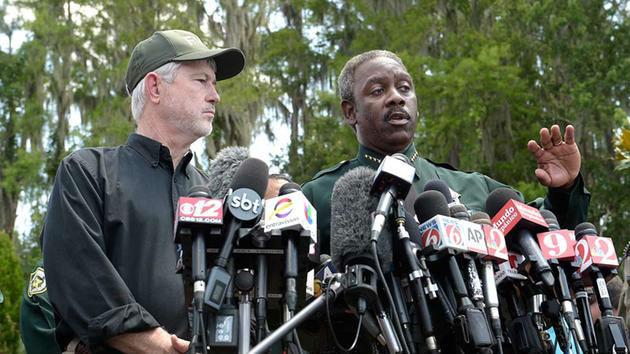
(386, 111, 410, 125)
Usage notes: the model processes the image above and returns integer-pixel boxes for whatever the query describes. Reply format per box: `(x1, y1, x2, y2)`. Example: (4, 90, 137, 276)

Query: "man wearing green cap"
(39, 30, 245, 353)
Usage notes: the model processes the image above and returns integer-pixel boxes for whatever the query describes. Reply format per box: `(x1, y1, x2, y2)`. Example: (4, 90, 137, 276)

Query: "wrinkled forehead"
(355, 57, 412, 86)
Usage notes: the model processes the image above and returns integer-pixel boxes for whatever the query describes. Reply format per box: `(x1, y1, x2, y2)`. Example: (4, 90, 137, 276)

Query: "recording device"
(485, 188, 555, 289)
(204, 157, 268, 311)
(370, 153, 415, 242)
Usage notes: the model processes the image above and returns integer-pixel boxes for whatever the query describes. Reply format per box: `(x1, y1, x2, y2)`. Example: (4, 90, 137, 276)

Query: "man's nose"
(207, 84, 220, 103)
(386, 88, 405, 107)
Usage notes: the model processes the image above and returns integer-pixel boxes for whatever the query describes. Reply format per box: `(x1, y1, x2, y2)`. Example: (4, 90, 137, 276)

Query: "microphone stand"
(248, 274, 343, 354)
(252, 229, 270, 343)
(283, 229, 300, 352)
(234, 269, 254, 354)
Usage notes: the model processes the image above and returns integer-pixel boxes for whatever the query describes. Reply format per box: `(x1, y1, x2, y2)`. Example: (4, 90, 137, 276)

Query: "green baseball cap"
(125, 29, 245, 94)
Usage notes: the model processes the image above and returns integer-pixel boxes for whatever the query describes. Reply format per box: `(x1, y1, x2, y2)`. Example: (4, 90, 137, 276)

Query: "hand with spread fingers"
(527, 124, 581, 189)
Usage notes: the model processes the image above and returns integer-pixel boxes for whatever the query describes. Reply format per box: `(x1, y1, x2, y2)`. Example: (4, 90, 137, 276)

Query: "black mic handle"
(554, 263, 588, 353)
(188, 228, 208, 354)
(284, 230, 299, 314)
(572, 273, 599, 353)
(394, 207, 438, 353)
(507, 315, 547, 354)
(255, 253, 268, 342)
(447, 255, 475, 310)
(386, 273, 416, 354)
(592, 268, 615, 316)
(515, 229, 555, 289)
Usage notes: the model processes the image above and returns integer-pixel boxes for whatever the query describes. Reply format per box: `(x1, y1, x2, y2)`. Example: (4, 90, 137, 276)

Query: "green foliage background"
(0, 1, 629, 351)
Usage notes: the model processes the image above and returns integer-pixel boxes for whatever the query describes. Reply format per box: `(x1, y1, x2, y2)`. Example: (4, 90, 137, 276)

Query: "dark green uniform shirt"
(303, 143, 590, 256)
(20, 260, 62, 354)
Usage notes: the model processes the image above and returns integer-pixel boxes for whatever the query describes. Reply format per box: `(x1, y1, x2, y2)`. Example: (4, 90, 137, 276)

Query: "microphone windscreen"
(470, 211, 492, 225)
(485, 187, 523, 218)
(574, 222, 597, 239)
(229, 158, 269, 197)
(539, 210, 560, 231)
(187, 185, 211, 198)
(423, 179, 453, 203)
(207, 146, 249, 197)
(330, 167, 392, 270)
(279, 182, 301, 195)
(414, 190, 449, 224)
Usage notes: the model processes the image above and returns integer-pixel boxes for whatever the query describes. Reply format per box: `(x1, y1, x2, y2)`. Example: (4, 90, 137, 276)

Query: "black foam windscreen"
(414, 190, 449, 224)
(574, 222, 597, 240)
(229, 157, 269, 197)
(187, 185, 211, 198)
(279, 182, 301, 195)
(424, 179, 453, 203)
(330, 166, 393, 271)
(470, 211, 492, 225)
(485, 187, 523, 218)
(539, 210, 560, 231)
(207, 146, 249, 198)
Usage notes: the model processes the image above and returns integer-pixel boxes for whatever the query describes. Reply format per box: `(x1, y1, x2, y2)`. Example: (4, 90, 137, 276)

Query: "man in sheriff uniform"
(303, 50, 589, 258)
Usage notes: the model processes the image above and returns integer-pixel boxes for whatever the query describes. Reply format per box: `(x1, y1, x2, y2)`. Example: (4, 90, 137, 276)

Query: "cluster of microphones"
(172, 147, 629, 354)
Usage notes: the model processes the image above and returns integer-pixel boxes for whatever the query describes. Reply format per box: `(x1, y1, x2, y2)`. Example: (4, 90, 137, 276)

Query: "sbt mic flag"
(263, 191, 317, 243)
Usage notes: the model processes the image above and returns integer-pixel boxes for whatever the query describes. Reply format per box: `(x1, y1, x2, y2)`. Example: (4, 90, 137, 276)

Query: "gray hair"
(338, 50, 407, 102)
(130, 59, 217, 121)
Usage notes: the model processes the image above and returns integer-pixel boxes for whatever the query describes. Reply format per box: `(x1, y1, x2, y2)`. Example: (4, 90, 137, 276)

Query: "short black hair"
(269, 173, 293, 183)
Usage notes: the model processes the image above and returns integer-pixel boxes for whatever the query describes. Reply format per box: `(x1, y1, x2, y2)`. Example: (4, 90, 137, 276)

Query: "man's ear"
(144, 73, 161, 103)
(341, 99, 357, 127)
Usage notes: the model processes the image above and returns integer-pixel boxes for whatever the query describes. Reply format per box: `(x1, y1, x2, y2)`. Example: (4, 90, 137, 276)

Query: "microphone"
(539, 210, 588, 354)
(174, 186, 221, 354)
(485, 188, 555, 289)
(573, 222, 629, 353)
(470, 211, 506, 354)
(370, 153, 415, 242)
(173, 186, 224, 279)
(207, 146, 249, 198)
(204, 158, 268, 311)
(330, 166, 402, 353)
(270, 182, 314, 350)
(415, 190, 494, 352)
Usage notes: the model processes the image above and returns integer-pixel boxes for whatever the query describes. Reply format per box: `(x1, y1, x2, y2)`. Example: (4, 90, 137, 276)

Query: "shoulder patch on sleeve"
(28, 267, 47, 298)
(310, 160, 351, 180)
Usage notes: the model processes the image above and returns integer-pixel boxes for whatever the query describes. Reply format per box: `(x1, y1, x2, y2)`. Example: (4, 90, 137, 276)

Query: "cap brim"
(174, 47, 245, 81)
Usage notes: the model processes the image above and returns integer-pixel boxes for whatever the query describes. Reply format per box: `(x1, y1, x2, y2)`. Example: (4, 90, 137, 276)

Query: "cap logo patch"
(183, 35, 200, 46)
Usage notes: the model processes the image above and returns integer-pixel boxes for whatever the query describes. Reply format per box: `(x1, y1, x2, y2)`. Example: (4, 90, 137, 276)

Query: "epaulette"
(310, 160, 351, 181)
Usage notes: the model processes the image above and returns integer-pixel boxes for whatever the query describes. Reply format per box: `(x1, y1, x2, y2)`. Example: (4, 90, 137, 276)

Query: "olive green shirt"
(303, 143, 591, 256)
